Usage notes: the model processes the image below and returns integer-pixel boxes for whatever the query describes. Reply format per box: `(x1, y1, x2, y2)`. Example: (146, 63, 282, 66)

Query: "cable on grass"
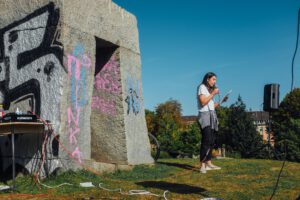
(30, 111, 171, 199)
(98, 183, 169, 200)
(29, 111, 99, 189)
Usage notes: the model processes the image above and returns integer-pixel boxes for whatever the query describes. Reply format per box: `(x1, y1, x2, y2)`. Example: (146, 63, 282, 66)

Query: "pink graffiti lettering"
(67, 107, 81, 126)
(68, 53, 89, 107)
(92, 96, 116, 116)
(67, 44, 91, 165)
(71, 146, 82, 163)
(69, 127, 80, 145)
(68, 54, 91, 77)
(67, 107, 81, 144)
(95, 75, 120, 94)
(82, 55, 91, 68)
(68, 55, 81, 80)
(105, 56, 119, 75)
(94, 55, 120, 94)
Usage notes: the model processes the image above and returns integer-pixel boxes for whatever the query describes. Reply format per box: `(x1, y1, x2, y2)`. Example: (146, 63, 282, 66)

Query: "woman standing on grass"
(197, 72, 227, 173)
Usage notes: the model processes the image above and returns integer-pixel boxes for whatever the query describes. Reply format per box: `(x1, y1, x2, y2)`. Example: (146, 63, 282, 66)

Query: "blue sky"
(113, 0, 300, 115)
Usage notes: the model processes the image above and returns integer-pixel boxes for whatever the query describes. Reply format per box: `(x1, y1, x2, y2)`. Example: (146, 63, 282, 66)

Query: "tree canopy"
(145, 92, 299, 161)
(145, 99, 201, 157)
(272, 88, 300, 162)
(218, 96, 264, 158)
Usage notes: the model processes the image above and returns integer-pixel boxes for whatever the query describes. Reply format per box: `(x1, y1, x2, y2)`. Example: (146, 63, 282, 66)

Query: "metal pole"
(11, 123, 15, 190)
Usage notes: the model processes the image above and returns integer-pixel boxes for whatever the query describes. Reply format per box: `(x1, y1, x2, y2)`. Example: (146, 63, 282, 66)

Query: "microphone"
(212, 85, 220, 100)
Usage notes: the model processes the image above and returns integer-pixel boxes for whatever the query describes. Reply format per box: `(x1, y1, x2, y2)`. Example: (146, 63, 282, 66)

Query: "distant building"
(250, 111, 274, 146)
(181, 115, 197, 126)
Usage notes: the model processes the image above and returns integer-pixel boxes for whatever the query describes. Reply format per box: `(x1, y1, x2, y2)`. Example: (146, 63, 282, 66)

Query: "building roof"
(250, 111, 269, 121)
(181, 115, 197, 123)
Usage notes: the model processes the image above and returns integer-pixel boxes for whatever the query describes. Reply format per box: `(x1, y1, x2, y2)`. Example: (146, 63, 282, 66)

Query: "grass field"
(0, 158, 299, 199)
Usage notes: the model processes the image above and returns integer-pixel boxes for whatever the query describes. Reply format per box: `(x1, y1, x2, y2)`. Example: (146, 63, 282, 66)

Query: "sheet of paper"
(220, 90, 232, 104)
(79, 182, 95, 187)
(224, 89, 232, 98)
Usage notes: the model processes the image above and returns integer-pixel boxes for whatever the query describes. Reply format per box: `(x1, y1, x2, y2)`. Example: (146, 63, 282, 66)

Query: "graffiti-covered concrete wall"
(0, 0, 153, 176)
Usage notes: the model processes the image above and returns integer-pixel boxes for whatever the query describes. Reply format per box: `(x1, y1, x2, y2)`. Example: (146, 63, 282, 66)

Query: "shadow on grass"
(136, 181, 206, 195)
(157, 161, 198, 171)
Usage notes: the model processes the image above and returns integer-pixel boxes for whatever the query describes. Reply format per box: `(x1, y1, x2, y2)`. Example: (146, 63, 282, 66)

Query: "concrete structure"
(0, 0, 153, 176)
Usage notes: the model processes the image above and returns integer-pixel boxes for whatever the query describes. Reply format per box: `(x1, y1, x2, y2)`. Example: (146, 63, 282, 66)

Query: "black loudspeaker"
(263, 84, 280, 112)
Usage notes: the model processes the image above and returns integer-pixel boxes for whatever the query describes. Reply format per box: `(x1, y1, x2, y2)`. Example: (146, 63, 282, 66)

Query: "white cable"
(163, 190, 169, 199)
(39, 182, 73, 189)
(98, 183, 122, 192)
(128, 189, 160, 196)
(98, 183, 169, 200)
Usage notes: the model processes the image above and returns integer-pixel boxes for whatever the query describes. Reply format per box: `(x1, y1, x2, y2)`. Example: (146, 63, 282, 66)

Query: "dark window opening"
(95, 37, 118, 76)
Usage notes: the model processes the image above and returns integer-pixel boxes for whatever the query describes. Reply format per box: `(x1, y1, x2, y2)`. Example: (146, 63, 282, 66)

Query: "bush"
(157, 122, 201, 158)
(175, 123, 201, 157)
(226, 150, 241, 159)
(225, 145, 241, 158)
(158, 151, 173, 159)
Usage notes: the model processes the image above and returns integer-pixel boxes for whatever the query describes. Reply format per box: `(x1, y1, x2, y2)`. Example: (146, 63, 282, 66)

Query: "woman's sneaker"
(206, 164, 221, 170)
(200, 166, 207, 173)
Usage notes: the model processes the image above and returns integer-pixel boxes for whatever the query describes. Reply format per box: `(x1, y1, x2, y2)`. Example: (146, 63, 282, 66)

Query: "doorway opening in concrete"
(91, 37, 125, 163)
(95, 37, 118, 76)
(52, 134, 60, 157)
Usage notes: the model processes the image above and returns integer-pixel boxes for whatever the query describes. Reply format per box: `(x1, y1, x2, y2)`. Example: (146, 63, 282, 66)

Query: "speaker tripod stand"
(264, 112, 279, 159)
(247, 111, 284, 160)
(261, 84, 284, 159)
(260, 111, 284, 160)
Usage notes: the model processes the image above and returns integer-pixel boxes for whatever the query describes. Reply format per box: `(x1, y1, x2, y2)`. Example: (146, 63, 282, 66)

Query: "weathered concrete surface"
(0, 0, 153, 176)
(63, 0, 140, 54)
(120, 48, 153, 164)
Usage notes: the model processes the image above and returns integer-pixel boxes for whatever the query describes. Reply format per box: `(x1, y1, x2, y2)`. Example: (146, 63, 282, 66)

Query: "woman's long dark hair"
(201, 72, 217, 93)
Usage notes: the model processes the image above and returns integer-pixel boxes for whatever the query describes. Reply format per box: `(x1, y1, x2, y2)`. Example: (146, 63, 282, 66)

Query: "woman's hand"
(212, 88, 219, 95)
(199, 87, 219, 106)
(221, 96, 229, 103)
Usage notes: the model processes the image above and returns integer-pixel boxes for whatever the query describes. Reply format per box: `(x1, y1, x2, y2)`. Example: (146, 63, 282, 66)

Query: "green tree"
(225, 96, 264, 158)
(215, 106, 231, 148)
(154, 99, 183, 155)
(272, 88, 300, 162)
(176, 122, 201, 157)
(145, 109, 156, 135)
